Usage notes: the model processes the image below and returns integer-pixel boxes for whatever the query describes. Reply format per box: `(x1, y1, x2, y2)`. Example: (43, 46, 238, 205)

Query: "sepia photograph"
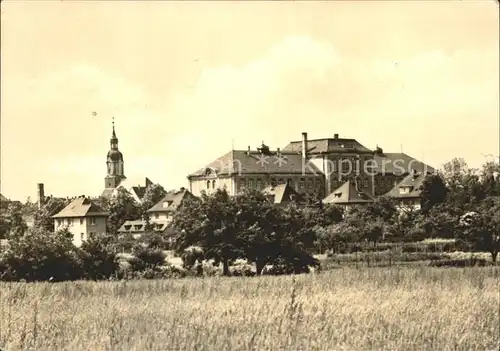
(0, 0, 499, 350)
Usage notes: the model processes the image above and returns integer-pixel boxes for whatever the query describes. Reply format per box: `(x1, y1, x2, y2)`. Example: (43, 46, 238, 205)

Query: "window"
(270, 178, 277, 186)
(89, 232, 96, 239)
(206, 180, 210, 189)
(90, 217, 97, 226)
(287, 178, 293, 186)
(80, 233, 85, 241)
(248, 178, 254, 188)
(363, 178, 369, 188)
(299, 178, 305, 189)
(307, 178, 313, 189)
(240, 179, 246, 189)
(278, 178, 285, 184)
(155, 213, 159, 219)
(340, 158, 352, 173)
(80, 218, 84, 225)
(256, 178, 262, 189)
(212, 180, 216, 189)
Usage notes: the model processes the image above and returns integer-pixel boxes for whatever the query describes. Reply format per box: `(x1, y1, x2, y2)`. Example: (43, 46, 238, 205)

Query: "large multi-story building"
(187, 142, 324, 199)
(187, 132, 434, 201)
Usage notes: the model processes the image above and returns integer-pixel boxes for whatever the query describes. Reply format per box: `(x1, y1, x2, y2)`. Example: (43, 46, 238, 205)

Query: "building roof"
(372, 152, 434, 176)
(147, 188, 196, 213)
(0, 193, 9, 202)
(385, 171, 428, 199)
(322, 179, 374, 205)
(262, 183, 305, 204)
(52, 197, 108, 218)
(101, 177, 154, 201)
(282, 137, 373, 155)
(188, 149, 322, 178)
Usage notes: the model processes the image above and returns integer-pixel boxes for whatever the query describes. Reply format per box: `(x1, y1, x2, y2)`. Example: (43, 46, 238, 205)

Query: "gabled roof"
(282, 138, 373, 155)
(147, 188, 196, 213)
(188, 149, 322, 178)
(322, 179, 374, 205)
(372, 152, 434, 176)
(52, 197, 108, 218)
(262, 183, 305, 204)
(0, 193, 9, 202)
(385, 172, 428, 199)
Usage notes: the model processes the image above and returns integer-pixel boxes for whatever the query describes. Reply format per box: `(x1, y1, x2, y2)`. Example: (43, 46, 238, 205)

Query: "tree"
(172, 189, 241, 276)
(139, 183, 167, 219)
(4, 202, 28, 239)
(420, 174, 448, 214)
(459, 196, 500, 262)
(78, 234, 118, 280)
(0, 227, 81, 281)
(34, 197, 70, 232)
(366, 196, 397, 223)
(481, 160, 500, 197)
(107, 187, 140, 234)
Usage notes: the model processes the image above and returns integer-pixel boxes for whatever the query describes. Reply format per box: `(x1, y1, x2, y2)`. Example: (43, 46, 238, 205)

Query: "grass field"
(1, 267, 499, 351)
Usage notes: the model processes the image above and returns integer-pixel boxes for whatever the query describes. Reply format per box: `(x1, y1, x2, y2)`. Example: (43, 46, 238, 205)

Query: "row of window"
(330, 178, 370, 189)
(57, 217, 97, 226)
(239, 177, 322, 190)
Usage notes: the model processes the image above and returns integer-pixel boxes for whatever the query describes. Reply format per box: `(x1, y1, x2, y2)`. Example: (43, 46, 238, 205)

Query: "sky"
(1, 1, 499, 201)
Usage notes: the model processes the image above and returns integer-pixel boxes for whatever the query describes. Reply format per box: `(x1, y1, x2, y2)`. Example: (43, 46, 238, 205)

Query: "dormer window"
(162, 201, 173, 208)
(124, 225, 132, 230)
(334, 192, 342, 198)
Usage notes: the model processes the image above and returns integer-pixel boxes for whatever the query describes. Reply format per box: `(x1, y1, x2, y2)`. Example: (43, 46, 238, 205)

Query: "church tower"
(104, 119, 126, 189)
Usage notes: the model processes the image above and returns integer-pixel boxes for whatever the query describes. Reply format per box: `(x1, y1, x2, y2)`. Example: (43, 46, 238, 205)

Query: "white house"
(52, 196, 108, 247)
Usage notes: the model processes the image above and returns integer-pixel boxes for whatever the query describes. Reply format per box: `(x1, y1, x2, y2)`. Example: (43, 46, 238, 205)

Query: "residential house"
(371, 146, 435, 196)
(118, 187, 196, 240)
(187, 142, 324, 197)
(52, 196, 108, 247)
(322, 178, 374, 211)
(385, 170, 429, 210)
(262, 183, 306, 205)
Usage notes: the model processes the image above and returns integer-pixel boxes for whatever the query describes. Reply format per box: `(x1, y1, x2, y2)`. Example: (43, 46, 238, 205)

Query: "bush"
(131, 245, 166, 269)
(429, 258, 493, 267)
(0, 228, 82, 282)
(138, 232, 169, 250)
(78, 235, 119, 280)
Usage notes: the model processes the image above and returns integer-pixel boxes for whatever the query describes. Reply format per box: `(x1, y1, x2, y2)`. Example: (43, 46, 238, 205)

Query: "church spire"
(110, 117, 118, 149)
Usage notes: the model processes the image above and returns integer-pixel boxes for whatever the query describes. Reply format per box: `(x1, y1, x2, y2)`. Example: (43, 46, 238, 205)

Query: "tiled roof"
(373, 152, 434, 175)
(322, 180, 374, 205)
(385, 172, 428, 199)
(262, 183, 305, 204)
(147, 188, 196, 213)
(52, 197, 108, 218)
(282, 138, 373, 155)
(188, 150, 322, 178)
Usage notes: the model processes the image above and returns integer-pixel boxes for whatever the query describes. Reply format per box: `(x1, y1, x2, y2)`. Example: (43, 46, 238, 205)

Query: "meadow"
(1, 266, 498, 351)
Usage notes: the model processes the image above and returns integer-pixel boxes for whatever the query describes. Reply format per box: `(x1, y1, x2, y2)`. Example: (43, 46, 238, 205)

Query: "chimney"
(277, 147, 281, 157)
(301, 132, 308, 159)
(180, 187, 185, 191)
(334, 133, 339, 139)
(37, 183, 45, 208)
(246, 146, 251, 155)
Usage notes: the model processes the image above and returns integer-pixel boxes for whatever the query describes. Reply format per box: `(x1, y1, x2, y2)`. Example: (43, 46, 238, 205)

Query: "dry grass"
(1, 267, 498, 351)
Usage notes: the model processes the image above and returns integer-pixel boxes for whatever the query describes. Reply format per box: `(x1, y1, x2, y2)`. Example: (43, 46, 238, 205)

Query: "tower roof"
(110, 117, 118, 144)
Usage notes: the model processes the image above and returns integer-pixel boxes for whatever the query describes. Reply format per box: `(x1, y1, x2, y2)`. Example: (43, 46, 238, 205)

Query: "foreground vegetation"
(1, 267, 498, 351)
